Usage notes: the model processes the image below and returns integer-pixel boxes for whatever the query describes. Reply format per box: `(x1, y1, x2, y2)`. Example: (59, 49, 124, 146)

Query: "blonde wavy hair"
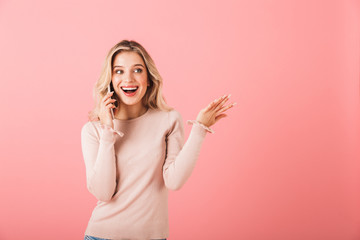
(88, 40, 173, 121)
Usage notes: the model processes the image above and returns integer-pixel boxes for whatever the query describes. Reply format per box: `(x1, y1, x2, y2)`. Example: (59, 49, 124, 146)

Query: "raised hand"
(99, 91, 117, 129)
(195, 94, 236, 128)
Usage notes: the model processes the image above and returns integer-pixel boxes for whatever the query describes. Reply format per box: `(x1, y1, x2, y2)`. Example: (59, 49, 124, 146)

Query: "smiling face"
(111, 51, 149, 109)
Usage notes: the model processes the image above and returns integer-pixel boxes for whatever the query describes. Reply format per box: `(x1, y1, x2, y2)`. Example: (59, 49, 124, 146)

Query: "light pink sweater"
(80, 108, 211, 240)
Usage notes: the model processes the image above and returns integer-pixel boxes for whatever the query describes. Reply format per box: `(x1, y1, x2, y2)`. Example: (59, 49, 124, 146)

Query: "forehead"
(112, 51, 144, 67)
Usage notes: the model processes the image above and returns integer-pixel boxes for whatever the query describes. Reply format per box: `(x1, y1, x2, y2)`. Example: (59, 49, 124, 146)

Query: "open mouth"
(121, 86, 139, 94)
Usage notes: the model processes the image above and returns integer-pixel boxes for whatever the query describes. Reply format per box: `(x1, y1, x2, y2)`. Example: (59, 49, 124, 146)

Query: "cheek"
(112, 77, 121, 86)
(140, 76, 148, 86)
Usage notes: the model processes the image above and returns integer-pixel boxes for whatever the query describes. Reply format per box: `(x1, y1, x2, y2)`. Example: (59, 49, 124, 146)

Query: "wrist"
(195, 118, 208, 128)
(187, 120, 215, 134)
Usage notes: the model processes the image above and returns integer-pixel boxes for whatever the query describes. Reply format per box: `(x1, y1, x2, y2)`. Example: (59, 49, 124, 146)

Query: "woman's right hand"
(99, 91, 117, 129)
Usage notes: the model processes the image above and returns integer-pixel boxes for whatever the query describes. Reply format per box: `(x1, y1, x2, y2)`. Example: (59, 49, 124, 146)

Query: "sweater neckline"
(113, 107, 151, 123)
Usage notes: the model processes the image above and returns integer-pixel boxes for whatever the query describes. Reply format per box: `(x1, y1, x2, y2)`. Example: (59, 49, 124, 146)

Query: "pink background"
(0, 0, 359, 239)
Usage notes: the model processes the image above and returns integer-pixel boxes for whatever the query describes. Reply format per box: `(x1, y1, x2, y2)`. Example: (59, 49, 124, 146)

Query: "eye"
(134, 68, 143, 73)
(115, 69, 123, 74)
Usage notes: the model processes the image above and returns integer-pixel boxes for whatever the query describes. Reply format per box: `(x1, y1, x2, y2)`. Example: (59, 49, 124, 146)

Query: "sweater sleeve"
(162, 110, 209, 191)
(81, 121, 124, 202)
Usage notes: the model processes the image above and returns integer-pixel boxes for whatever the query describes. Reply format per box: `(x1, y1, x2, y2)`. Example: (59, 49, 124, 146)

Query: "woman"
(81, 40, 236, 240)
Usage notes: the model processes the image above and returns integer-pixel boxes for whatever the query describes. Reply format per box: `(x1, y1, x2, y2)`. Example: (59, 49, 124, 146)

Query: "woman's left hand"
(196, 94, 236, 128)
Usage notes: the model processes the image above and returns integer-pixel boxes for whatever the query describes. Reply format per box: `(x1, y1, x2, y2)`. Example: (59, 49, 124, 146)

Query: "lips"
(120, 86, 139, 97)
(121, 86, 138, 94)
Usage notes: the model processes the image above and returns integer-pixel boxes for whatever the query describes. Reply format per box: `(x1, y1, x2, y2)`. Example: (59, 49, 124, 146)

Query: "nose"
(123, 71, 135, 83)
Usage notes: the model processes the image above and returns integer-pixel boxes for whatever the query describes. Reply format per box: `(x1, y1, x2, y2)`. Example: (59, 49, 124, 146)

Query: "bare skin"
(195, 94, 236, 128)
(99, 50, 236, 129)
(100, 91, 236, 129)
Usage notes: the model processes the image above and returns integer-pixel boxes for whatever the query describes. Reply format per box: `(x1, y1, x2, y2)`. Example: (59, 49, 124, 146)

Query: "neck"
(113, 103, 148, 120)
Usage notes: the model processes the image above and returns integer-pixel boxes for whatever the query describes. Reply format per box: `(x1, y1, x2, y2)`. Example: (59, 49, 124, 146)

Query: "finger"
(205, 98, 219, 111)
(102, 91, 114, 102)
(106, 103, 116, 109)
(217, 102, 236, 114)
(206, 100, 217, 111)
(209, 95, 227, 111)
(104, 98, 117, 105)
(102, 91, 113, 101)
(214, 96, 230, 112)
(214, 114, 227, 124)
(213, 95, 226, 108)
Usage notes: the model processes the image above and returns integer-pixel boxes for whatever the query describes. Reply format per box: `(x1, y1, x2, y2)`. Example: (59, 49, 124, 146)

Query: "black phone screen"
(109, 82, 118, 108)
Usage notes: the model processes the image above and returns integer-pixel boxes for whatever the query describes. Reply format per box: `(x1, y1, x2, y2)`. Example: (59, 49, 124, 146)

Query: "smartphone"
(108, 82, 115, 120)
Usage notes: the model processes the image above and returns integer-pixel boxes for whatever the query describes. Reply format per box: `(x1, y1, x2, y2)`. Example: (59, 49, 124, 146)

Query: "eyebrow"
(113, 64, 144, 68)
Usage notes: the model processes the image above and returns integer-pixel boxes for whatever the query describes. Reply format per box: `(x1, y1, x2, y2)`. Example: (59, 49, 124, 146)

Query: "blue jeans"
(84, 235, 166, 240)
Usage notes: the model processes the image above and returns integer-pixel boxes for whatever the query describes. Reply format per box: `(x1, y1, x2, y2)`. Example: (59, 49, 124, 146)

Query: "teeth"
(121, 87, 138, 90)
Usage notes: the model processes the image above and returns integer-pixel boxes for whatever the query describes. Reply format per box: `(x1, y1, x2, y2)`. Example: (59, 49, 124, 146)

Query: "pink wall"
(0, 0, 359, 239)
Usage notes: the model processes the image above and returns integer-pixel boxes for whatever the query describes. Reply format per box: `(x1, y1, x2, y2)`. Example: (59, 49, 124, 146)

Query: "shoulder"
(166, 109, 184, 135)
(81, 120, 98, 131)
(167, 109, 183, 122)
(81, 120, 101, 139)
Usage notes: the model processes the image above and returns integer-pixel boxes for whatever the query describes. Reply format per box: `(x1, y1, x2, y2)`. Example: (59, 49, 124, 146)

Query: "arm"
(81, 122, 123, 202)
(162, 110, 211, 191)
(162, 94, 236, 191)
